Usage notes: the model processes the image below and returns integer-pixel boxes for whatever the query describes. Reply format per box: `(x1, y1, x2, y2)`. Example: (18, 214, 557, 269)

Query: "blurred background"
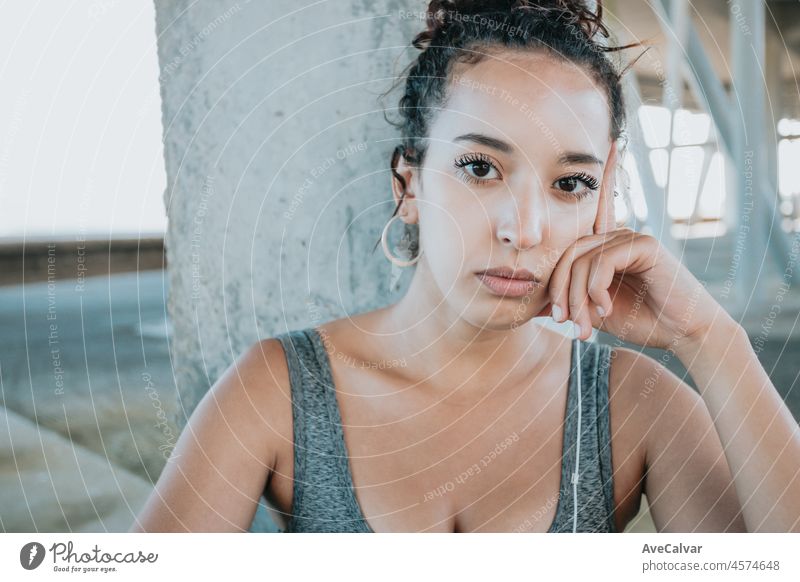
(1, 0, 798, 533)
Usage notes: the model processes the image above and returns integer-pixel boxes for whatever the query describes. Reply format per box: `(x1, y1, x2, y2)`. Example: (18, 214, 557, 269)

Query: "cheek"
(549, 224, 582, 246)
(420, 175, 486, 243)
(547, 202, 597, 240)
(419, 203, 468, 271)
(418, 188, 486, 284)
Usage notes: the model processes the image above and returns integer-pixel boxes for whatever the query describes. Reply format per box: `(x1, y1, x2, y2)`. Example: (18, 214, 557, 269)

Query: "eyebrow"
(557, 152, 604, 166)
(453, 132, 514, 154)
(452, 132, 604, 166)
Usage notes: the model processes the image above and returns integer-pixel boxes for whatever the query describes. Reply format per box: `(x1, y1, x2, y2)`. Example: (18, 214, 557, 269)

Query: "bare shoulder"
(606, 345, 746, 532)
(203, 336, 293, 451)
(606, 345, 700, 434)
(606, 346, 669, 415)
(246, 336, 294, 456)
(607, 345, 711, 460)
(129, 338, 293, 532)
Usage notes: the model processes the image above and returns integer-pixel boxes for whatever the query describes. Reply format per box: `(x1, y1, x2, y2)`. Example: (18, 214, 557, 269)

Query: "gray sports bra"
(272, 326, 616, 532)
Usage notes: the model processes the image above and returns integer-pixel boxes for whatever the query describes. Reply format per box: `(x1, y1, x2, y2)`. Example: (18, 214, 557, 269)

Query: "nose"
(496, 185, 545, 251)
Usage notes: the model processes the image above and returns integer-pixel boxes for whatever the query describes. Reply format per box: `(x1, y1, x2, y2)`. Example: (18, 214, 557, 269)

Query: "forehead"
(436, 51, 611, 157)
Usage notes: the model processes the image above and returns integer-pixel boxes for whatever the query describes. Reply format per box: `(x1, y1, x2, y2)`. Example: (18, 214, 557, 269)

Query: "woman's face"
(397, 50, 614, 330)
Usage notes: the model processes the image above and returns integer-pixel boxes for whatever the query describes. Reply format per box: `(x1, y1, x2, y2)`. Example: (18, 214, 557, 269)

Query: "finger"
(593, 141, 619, 235)
(586, 253, 615, 320)
(568, 254, 595, 340)
(548, 248, 574, 323)
(587, 234, 650, 323)
(548, 231, 627, 322)
(584, 231, 639, 318)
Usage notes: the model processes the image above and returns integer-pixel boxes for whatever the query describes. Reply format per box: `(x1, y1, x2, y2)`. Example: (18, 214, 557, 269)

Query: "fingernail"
(552, 305, 563, 322)
(572, 321, 582, 339)
(596, 305, 605, 317)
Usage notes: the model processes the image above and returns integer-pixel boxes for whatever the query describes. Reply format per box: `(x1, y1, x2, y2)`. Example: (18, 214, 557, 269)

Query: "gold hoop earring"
(381, 214, 422, 267)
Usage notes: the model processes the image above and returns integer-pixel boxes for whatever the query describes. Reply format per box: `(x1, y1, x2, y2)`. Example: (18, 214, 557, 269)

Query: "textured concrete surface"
(0, 271, 180, 485)
(0, 405, 152, 532)
(0, 270, 180, 532)
(153, 0, 421, 433)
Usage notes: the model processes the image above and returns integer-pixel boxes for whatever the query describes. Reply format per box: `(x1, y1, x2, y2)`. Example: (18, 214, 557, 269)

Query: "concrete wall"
(153, 0, 420, 530)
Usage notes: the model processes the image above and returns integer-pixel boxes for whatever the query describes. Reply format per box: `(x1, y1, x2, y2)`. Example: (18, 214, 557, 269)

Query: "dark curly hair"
(373, 0, 647, 259)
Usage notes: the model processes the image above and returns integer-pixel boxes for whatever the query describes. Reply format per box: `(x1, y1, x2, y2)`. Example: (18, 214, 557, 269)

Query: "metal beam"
(625, 74, 678, 256)
(654, 0, 799, 299)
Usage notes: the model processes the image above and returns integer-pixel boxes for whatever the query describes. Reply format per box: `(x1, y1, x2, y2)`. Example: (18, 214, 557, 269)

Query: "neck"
(380, 258, 559, 390)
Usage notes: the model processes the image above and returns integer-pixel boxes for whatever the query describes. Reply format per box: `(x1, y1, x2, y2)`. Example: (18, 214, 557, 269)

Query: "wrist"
(672, 314, 748, 364)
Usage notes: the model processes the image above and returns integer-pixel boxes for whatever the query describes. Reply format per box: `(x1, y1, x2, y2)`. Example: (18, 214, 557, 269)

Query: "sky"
(0, 0, 167, 240)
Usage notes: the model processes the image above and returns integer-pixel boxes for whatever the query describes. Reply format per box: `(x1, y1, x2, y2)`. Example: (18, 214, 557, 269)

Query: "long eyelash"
(450, 158, 599, 196)
(454, 152, 493, 167)
(560, 171, 600, 199)
(569, 171, 600, 190)
(453, 152, 499, 185)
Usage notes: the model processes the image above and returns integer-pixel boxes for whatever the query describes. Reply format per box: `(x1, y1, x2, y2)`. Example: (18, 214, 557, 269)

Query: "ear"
(593, 140, 619, 235)
(391, 149, 420, 224)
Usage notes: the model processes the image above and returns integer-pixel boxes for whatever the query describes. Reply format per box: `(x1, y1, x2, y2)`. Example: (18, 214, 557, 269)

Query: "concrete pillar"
(153, 0, 421, 530)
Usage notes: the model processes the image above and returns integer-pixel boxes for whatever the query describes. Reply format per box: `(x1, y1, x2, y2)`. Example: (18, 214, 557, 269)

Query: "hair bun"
(422, 0, 608, 44)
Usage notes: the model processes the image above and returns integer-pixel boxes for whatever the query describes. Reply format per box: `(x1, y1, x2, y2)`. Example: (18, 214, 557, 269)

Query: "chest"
(264, 352, 645, 532)
(337, 375, 571, 532)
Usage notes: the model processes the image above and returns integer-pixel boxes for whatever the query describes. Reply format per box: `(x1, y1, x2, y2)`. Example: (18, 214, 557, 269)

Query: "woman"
(131, 0, 800, 533)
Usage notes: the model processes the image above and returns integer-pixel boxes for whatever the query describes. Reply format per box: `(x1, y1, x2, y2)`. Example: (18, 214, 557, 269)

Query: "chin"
(467, 302, 541, 332)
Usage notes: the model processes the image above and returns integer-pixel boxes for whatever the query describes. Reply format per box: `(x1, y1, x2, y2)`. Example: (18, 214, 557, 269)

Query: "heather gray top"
(273, 326, 616, 533)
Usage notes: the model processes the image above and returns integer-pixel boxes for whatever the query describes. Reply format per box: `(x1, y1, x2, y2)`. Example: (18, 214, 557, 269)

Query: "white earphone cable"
(571, 333, 582, 533)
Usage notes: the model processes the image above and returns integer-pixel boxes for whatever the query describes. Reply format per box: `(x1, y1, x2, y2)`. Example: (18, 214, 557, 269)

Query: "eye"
(553, 172, 600, 200)
(453, 152, 501, 185)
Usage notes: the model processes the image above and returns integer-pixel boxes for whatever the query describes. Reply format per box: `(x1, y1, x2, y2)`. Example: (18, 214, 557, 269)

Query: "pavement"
(0, 405, 152, 532)
(0, 270, 177, 532)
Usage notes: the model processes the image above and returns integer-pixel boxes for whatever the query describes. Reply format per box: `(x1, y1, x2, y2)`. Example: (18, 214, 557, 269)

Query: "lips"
(476, 267, 543, 298)
(477, 266, 539, 281)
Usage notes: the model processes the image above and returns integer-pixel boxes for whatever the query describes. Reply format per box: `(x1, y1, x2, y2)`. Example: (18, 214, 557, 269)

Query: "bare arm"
(631, 347, 748, 532)
(642, 350, 746, 532)
(672, 317, 800, 532)
(129, 339, 288, 532)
